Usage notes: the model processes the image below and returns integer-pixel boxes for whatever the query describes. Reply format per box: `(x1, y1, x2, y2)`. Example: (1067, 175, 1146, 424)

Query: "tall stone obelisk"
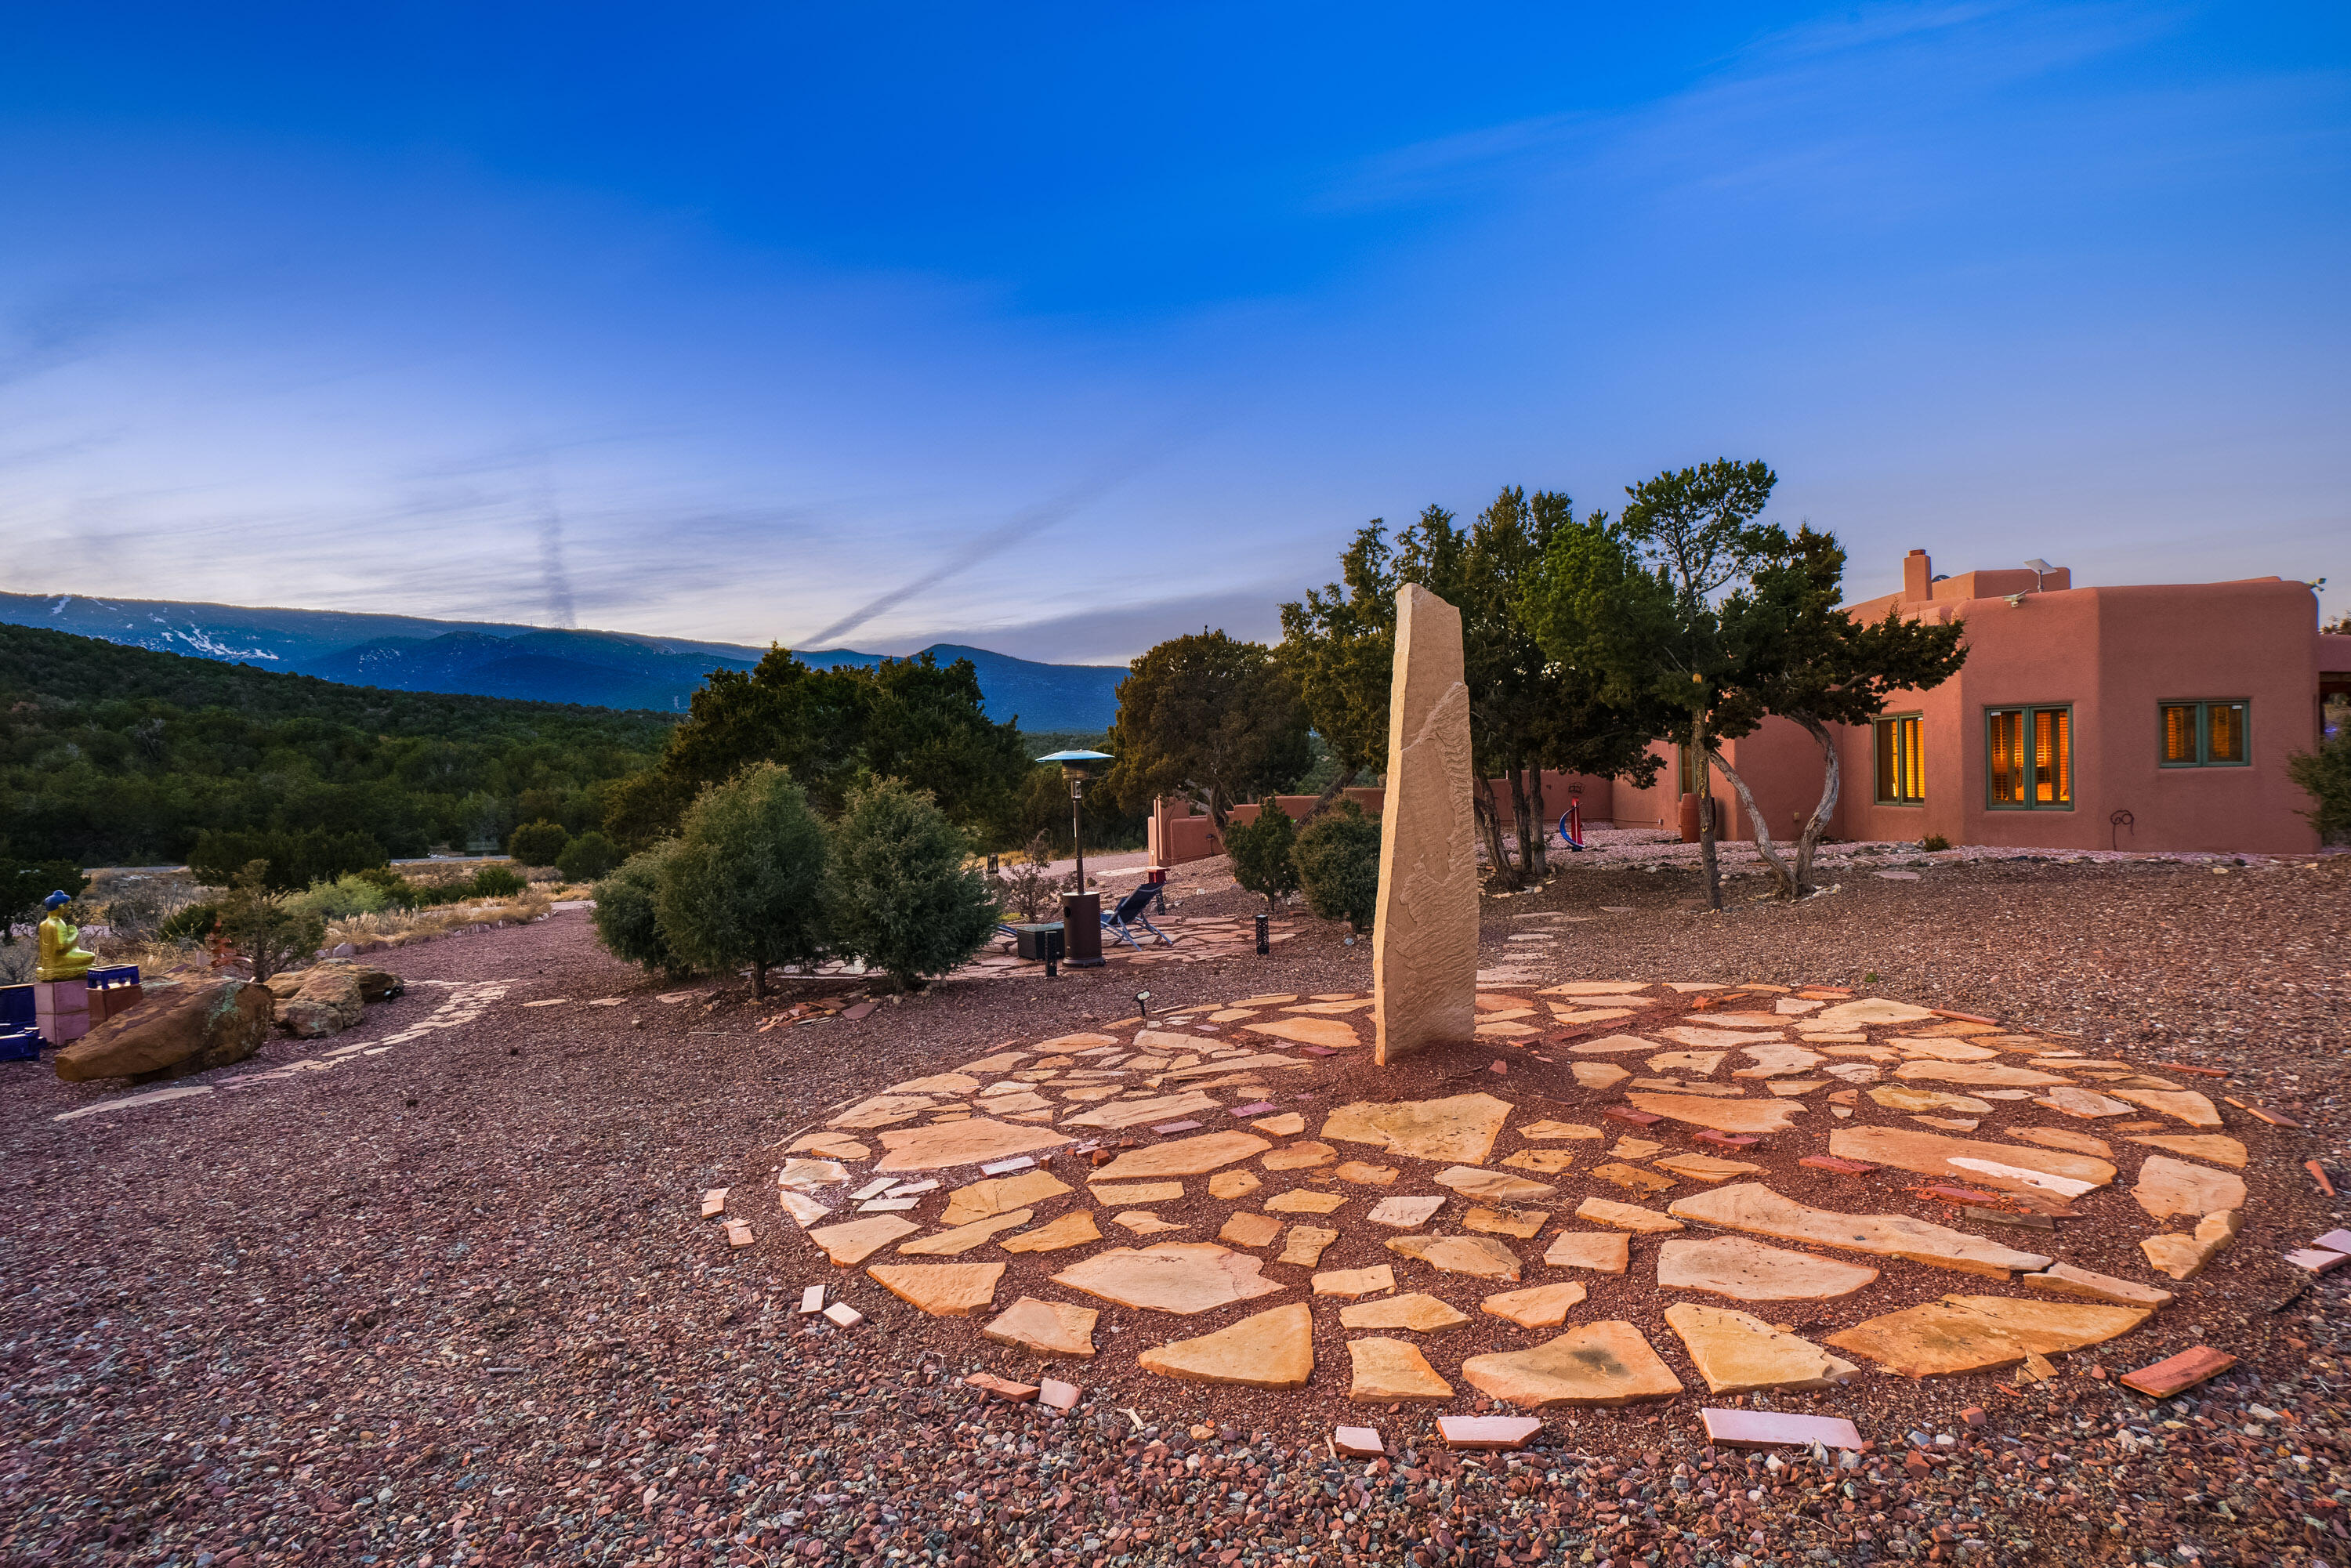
(1372, 583, 1479, 1065)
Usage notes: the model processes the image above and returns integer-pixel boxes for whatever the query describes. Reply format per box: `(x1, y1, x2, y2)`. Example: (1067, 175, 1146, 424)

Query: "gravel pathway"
(3, 853, 2346, 1568)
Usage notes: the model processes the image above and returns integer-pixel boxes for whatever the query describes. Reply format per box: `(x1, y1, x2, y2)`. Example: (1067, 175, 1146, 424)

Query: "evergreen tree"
(653, 763, 831, 998)
(828, 777, 1000, 991)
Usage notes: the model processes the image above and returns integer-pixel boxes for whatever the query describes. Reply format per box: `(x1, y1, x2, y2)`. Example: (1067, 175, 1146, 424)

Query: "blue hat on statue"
(43, 891, 71, 910)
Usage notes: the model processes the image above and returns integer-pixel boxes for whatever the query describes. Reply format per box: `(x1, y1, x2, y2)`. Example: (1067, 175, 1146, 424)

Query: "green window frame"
(1873, 713, 1924, 805)
(2158, 700, 2250, 768)
(1985, 704, 2072, 809)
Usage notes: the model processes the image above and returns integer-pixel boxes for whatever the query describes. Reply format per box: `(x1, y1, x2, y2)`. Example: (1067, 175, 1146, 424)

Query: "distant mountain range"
(0, 591, 1128, 732)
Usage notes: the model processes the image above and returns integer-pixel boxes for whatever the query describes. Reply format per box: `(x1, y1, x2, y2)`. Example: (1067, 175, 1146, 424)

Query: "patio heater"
(1037, 748, 1113, 969)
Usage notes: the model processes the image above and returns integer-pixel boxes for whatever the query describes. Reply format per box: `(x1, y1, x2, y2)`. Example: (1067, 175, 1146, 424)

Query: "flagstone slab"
(1652, 1152, 1762, 1184)
(2113, 1089, 2223, 1129)
(1543, 1230, 1632, 1272)
(777, 1190, 831, 1227)
(1328, 1161, 1396, 1186)
(1868, 1085, 1995, 1114)
(1114, 1211, 1186, 1235)
(900, 1208, 1036, 1255)
(1732, 1043, 1824, 1079)
(1313, 1265, 1396, 1298)
(1208, 1170, 1263, 1200)
(1065, 1091, 1223, 1130)
(1433, 1165, 1556, 1201)
(1828, 1127, 2115, 1197)
(780, 1159, 853, 1192)
(2125, 1134, 2247, 1168)
(1138, 1302, 1314, 1390)
(1569, 1197, 1679, 1234)
(1387, 1233, 1523, 1281)
(1241, 1015, 1364, 1051)
(1586, 1161, 1673, 1198)
(891, 1071, 984, 1095)
(1889, 1038, 2002, 1063)
(1278, 1226, 1339, 1267)
(942, 1169, 1074, 1226)
(1544, 980, 1653, 995)
(1667, 1184, 2050, 1276)
(1321, 1093, 1513, 1165)
(830, 1094, 940, 1129)
(1647, 1051, 1726, 1076)
(1091, 1130, 1273, 1181)
(1572, 1063, 1633, 1091)
(808, 1215, 922, 1265)
(1656, 1236, 1879, 1302)
(1522, 1120, 1604, 1141)
(866, 1262, 1007, 1316)
(1161, 1053, 1317, 1084)
(1825, 1295, 2151, 1378)
(1624, 1093, 1804, 1135)
(1348, 1337, 1456, 1402)
(1261, 1190, 1346, 1216)
(1217, 1211, 1286, 1249)
(1254, 1112, 1309, 1136)
(1501, 1149, 1578, 1174)
(1464, 1205, 1548, 1240)
(982, 1295, 1100, 1358)
(2132, 1155, 2247, 1220)
(1700, 1409, 1864, 1450)
(1037, 1032, 1120, 1053)
(1664, 1303, 1862, 1395)
(1052, 1241, 1284, 1313)
(1263, 1141, 1338, 1171)
(1089, 1181, 1184, 1206)
(2019, 1261, 2174, 1309)
(1891, 1061, 2078, 1090)
(788, 1134, 872, 1160)
(2121, 1345, 2238, 1398)
(2142, 1209, 2242, 1280)
(875, 1118, 1074, 1172)
(1367, 1195, 1447, 1230)
(999, 1209, 1103, 1254)
(1569, 1034, 1661, 1056)
(1810, 998, 1939, 1029)
(1341, 1293, 1471, 1332)
(1658, 1027, 1787, 1053)
(2033, 1086, 2135, 1119)
(1481, 1281, 1588, 1328)
(2012, 1127, 2114, 1157)
(1461, 1321, 1684, 1408)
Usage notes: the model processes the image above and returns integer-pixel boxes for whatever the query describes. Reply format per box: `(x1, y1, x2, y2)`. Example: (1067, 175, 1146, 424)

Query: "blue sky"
(3, 2, 2346, 661)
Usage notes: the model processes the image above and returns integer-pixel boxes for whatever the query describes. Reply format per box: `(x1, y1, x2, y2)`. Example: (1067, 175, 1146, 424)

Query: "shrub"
(188, 827, 387, 893)
(1225, 806, 1301, 911)
(989, 831, 1066, 923)
(654, 762, 831, 998)
(214, 860, 325, 981)
(157, 900, 222, 945)
(555, 830, 622, 882)
(468, 865, 527, 898)
(1921, 834, 1951, 853)
(1293, 799, 1381, 929)
(289, 873, 391, 922)
(592, 841, 687, 977)
(2289, 733, 2351, 846)
(507, 820, 571, 867)
(829, 777, 1000, 991)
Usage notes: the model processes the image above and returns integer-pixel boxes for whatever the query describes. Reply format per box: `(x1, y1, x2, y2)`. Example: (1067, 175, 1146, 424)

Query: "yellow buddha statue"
(35, 892, 96, 983)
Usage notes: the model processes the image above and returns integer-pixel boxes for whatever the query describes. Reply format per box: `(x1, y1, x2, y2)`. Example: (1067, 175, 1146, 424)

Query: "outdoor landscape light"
(1135, 989, 1151, 1018)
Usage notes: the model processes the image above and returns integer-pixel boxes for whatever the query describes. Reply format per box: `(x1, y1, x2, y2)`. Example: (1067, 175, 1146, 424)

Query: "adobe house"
(1607, 550, 2349, 856)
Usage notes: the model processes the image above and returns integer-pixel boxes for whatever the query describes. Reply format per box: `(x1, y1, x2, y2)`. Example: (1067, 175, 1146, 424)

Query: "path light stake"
(1255, 912, 1270, 956)
(1135, 990, 1151, 1021)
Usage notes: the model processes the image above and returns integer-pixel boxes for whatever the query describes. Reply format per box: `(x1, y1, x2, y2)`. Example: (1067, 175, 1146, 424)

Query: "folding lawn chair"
(1101, 882, 1174, 950)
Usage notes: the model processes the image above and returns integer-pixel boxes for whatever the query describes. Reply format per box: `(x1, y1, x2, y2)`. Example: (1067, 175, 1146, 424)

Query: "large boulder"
(54, 977, 273, 1084)
(277, 965, 364, 1037)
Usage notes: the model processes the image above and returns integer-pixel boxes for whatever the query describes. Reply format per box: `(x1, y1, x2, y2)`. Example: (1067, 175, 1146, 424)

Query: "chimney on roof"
(1903, 549, 1932, 602)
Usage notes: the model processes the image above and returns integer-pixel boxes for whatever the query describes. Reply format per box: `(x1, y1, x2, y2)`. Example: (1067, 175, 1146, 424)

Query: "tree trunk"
(1692, 711, 1722, 910)
(1304, 767, 1360, 821)
(1472, 775, 1520, 890)
(1521, 766, 1549, 881)
(1792, 716, 1841, 895)
(1707, 748, 1800, 900)
(752, 959, 767, 1000)
(1505, 763, 1542, 883)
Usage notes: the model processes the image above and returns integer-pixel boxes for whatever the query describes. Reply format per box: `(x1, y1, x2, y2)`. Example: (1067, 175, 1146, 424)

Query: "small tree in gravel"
(653, 764, 831, 998)
(592, 840, 689, 978)
(2290, 731, 2351, 845)
(506, 820, 571, 867)
(555, 830, 622, 883)
(829, 777, 1000, 992)
(991, 831, 1066, 923)
(1292, 799, 1380, 931)
(215, 860, 325, 981)
(1225, 804, 1300, 911)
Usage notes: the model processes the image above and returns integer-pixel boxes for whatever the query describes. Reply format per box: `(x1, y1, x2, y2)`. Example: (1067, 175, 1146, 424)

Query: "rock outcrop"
(54, 976, 273, 1084)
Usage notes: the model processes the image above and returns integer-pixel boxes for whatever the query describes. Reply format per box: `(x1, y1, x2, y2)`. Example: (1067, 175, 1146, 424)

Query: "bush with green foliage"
(507, 820, 571, 867)
(828, 777, 1000, 991)
(215, 861, 325, 981)
(288, 873, 392, 922)
(652, 763, 831, 997)
(2290, 733, 2351, 846)
(1225, 806, 1301, 911)
(468, 865, 527, 899)
(592, 841, 687, 977)
(189, 827, 388, 893)
(2, 854, 90, 942)
(157, 900, 221, 945)
(1921, 834, 1951, 853)
(555, 830, 622, 882)
(1293, 800, 1381, 929)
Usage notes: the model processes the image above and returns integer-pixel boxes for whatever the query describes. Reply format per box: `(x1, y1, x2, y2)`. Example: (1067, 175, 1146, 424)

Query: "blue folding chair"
(1101, 882, 1174, 950)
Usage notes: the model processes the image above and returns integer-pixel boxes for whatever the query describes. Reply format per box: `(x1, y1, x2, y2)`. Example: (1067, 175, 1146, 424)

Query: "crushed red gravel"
(2, 851, 2347, 1568)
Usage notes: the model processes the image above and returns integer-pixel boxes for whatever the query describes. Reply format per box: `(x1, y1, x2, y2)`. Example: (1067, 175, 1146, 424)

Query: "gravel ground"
(3, 853, 2348, 1568)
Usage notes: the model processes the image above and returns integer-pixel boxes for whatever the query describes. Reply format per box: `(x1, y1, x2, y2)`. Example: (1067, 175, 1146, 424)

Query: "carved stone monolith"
(1372, 583, 1476, 1064)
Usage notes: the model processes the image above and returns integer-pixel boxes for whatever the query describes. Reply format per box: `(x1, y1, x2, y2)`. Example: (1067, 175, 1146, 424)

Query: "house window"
(1874, 714, 1924, 805)
(1986, 705, 2071, 809)
(2159, 701, 2250, 768)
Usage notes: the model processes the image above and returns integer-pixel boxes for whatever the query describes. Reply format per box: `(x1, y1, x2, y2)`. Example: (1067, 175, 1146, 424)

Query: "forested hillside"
(0, 623, 671, 865)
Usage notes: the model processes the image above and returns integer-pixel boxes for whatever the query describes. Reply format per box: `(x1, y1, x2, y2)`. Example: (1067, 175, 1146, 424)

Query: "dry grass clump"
(321, 891, 554, 951)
